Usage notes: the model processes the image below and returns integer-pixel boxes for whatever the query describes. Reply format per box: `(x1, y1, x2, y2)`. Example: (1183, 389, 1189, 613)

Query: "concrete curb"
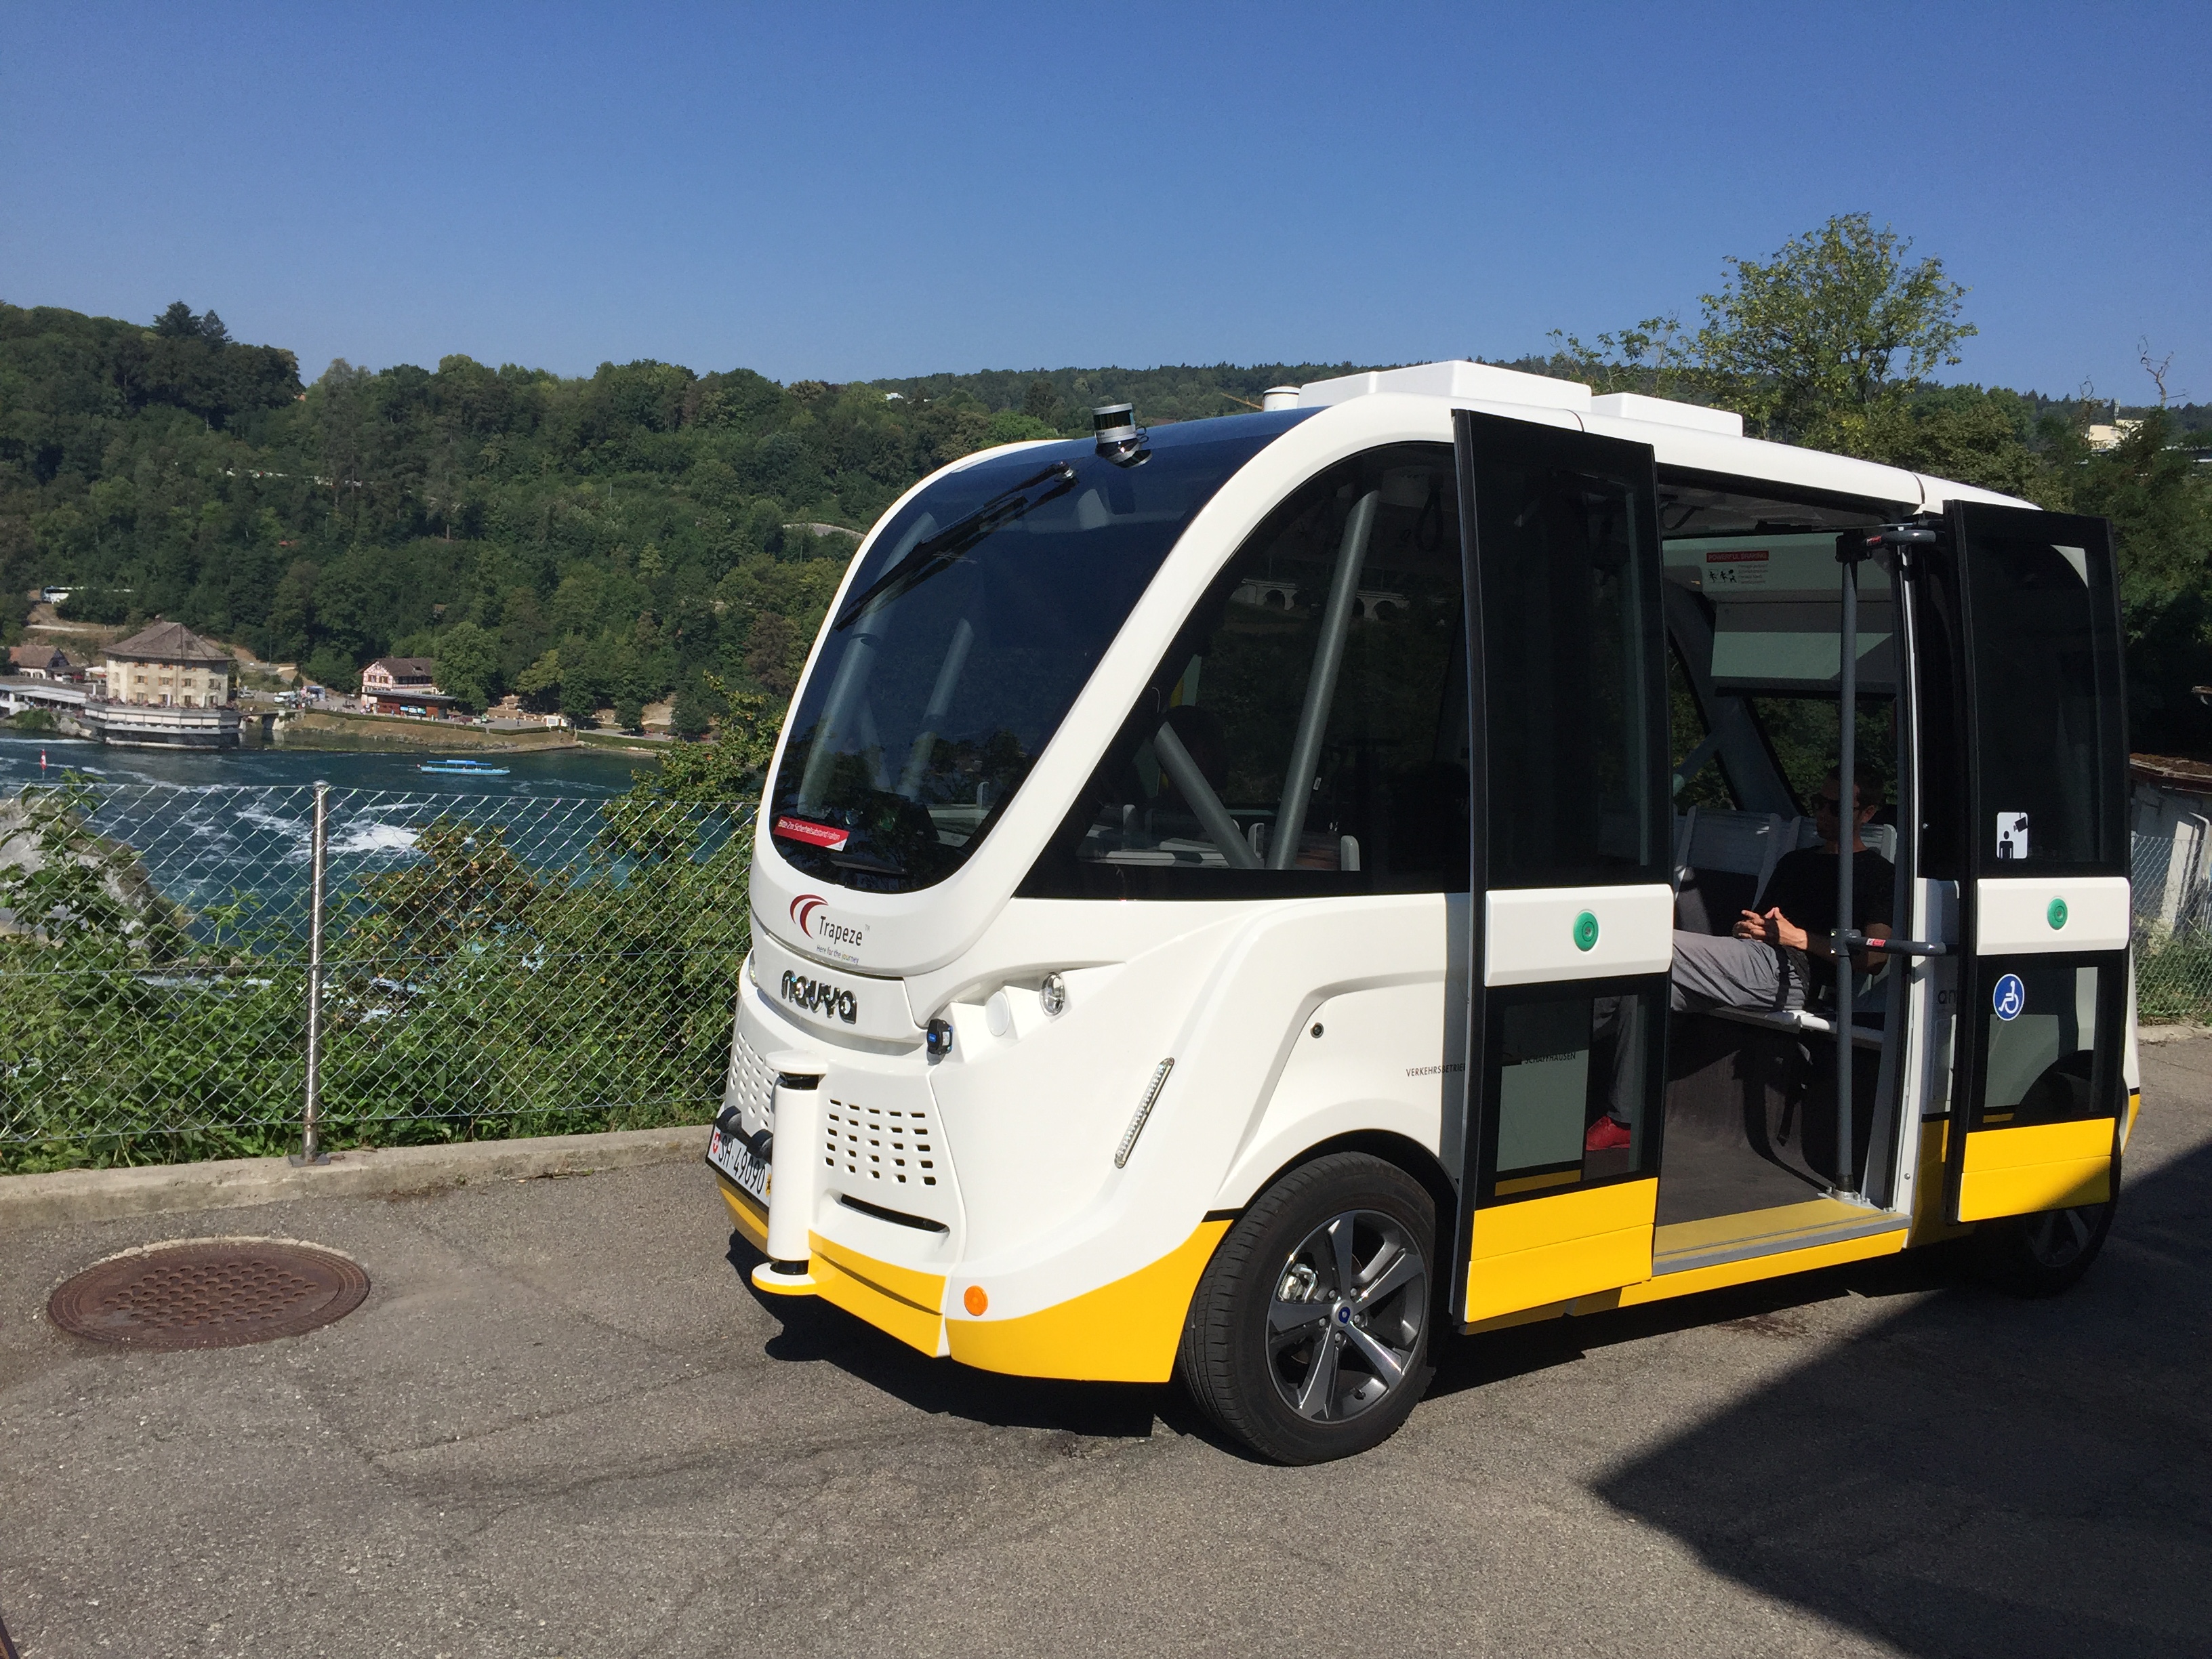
(0, 1124, 712, 1234)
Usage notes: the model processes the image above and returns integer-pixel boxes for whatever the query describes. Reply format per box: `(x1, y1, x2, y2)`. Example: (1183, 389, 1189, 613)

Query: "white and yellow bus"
(706, 361, 2135, 1463)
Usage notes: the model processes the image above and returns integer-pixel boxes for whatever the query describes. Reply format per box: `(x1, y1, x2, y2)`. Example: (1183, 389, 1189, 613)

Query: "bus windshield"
(768, 410, 1309, 893)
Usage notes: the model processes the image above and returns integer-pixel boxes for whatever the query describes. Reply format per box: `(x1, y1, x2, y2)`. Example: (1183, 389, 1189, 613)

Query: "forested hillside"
(0, 298, 1370, 734)
(3, 216, 2209, 748)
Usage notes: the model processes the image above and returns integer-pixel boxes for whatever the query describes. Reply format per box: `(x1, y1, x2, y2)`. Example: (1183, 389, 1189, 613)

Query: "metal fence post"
(293, 780, 331, 1166)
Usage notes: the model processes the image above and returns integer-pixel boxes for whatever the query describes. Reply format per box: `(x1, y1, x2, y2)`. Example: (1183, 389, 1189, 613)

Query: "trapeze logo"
(789, 893, 866, 958)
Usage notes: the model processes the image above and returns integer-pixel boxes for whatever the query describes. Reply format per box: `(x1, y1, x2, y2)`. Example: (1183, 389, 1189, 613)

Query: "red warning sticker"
(773, 815, 850, 851)
(1705, 550, 1769, 562)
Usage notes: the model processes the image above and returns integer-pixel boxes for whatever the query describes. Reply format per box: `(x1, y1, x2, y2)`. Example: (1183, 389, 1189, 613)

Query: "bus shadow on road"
(1584, 1140, 2212, 1658)
(723, 1231, 1168, 1441)
(1427, 1249, 1958, 1401)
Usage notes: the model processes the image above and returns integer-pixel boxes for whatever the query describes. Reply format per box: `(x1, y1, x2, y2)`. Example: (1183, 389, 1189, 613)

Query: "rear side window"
(1024, 443, 1470, 898)
(1961, 524, 2125, 873)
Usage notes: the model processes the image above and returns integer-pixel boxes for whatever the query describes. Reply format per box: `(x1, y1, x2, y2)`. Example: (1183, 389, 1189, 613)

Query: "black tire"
(1177, 1151, 1436, 1464)
(1971, 1186, 2118, 1296)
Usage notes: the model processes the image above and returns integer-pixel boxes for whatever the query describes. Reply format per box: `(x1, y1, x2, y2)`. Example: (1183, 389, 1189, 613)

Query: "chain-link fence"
(2133, 826, 2212, 1025)
(1, 779, 751, 1174)
(11, 777, 2212, 1174)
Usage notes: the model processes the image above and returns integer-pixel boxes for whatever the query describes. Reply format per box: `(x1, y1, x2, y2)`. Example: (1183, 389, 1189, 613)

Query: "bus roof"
(1297, 360, 2030, 514)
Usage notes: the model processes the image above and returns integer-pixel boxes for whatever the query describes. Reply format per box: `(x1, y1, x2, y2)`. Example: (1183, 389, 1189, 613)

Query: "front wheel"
(1971, 1188, 2117, 1296)
(1177, 1152, 1436, 1464)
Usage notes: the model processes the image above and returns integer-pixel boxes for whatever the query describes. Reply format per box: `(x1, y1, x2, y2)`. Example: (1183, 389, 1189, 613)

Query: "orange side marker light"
(963, 1285, 988, 1316)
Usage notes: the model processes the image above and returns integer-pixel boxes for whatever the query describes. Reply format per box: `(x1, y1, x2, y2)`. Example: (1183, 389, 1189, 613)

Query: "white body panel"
(752, 928, 920, 1044)
(1975, 875, 2132, 954)
(1484, 883, 1674, 986)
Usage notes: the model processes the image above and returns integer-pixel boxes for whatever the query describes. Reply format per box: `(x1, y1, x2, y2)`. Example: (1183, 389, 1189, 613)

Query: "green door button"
(1573, 910, 1600, 951)
(2048, 897, 2068, 930)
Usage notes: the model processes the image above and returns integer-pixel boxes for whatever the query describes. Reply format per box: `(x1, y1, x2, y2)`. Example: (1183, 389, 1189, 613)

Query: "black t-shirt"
(1761, 847, 1894, 937)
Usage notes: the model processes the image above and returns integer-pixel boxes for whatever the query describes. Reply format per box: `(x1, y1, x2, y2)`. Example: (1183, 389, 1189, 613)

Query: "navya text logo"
(781, 969, 859, 1025)
(789, 893, 866, 958)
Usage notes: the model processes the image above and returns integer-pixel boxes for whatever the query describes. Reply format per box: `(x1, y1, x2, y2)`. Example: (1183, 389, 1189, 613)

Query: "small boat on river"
(419, 758, 510, 775)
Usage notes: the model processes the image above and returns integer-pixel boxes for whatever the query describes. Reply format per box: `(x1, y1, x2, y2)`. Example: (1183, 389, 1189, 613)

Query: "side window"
(1032, 443, 1469, 896)
(1475, 443, 1662, 887)
(1961, 526, 2125, 872)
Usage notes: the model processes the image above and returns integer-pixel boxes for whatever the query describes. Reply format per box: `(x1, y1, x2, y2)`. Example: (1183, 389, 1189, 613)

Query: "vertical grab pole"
(1269, 489, 1379, 867)
(296, 780, 330, 1166)
(1833, 541, 1863, 1200)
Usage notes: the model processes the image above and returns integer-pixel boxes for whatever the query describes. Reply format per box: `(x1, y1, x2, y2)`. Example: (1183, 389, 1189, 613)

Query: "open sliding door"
(1451, 411, 1674, 1325)
(1938, 502, 2130, 1223)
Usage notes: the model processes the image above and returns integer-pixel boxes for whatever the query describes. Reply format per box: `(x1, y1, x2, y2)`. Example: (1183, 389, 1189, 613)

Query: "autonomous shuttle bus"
(706, 361, 2136, 1463)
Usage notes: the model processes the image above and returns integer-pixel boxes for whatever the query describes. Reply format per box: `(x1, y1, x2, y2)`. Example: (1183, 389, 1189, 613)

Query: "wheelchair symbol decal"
(1992, 973, 2026, 1022)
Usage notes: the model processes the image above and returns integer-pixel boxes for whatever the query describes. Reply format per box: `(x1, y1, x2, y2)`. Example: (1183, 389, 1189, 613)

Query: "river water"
(0, 733, 711, 925)
(0, 732, 655, 800)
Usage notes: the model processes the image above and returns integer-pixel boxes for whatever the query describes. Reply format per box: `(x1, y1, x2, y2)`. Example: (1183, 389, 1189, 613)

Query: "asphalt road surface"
(5, 1049, 2209, 1659)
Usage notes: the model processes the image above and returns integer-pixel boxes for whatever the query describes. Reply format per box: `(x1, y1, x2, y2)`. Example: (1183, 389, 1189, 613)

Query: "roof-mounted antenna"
(1092, 403, 1148, 468)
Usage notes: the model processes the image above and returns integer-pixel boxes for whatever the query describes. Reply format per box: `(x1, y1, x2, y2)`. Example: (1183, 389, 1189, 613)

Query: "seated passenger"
(1672, 767, 1894, 1015)
(1585, 769, 1892, 1152)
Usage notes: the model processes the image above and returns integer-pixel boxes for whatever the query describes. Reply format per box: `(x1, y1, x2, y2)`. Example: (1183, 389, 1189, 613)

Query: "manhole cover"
(47, 1238, 369, 1351)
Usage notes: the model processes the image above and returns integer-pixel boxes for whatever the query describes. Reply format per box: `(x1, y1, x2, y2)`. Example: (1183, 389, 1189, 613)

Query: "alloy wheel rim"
(2022, 1204, 2102, 1268)
(1267, 1208, 1427, 1423)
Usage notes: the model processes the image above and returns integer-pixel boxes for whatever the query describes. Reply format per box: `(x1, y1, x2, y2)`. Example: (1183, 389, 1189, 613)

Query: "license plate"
(708, 1125, 771, 1206)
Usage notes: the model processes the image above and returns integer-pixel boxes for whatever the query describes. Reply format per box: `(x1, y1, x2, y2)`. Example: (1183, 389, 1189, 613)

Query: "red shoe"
(1584, 1115, 1633, 1152)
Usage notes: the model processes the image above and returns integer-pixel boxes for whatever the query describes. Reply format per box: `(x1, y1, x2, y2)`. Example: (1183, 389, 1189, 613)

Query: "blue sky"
(3, 2, 2205, 401)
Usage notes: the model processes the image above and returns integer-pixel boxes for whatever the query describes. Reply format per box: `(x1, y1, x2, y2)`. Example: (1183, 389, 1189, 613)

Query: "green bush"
(0, 776, 750, 1173)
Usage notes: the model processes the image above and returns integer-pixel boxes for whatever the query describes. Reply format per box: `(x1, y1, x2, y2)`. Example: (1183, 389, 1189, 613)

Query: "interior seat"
(1671, 806, 1804, 934)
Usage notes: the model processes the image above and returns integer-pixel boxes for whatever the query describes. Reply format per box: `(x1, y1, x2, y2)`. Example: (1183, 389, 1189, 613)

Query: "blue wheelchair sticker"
(1992, 973, 2026, 1021)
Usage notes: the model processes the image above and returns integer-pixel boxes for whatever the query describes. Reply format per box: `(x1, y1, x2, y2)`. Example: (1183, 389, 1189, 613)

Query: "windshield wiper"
(834, 461, 1078, 632)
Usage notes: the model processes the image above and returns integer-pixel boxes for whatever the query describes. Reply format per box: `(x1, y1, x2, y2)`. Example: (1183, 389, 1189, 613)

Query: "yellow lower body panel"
(1465, 1220, 1908, 1331)
(1957, 1118, 2114, 1221)
(807, 1233, 947, 1357)
(1910, 1120, 1973, 1245)
(714, 1172, 770, 1253)
(1464, 1178, 1656, 1324)
(946, 1221, 1231, 1384)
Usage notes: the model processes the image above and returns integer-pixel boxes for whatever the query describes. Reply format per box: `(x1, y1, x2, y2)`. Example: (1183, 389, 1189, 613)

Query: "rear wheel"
(1972, 1189, 2116, 1296)
(1177, 1152, 1435, 1464)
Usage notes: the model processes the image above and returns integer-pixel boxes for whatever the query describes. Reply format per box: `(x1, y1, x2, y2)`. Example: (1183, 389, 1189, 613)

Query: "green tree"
(2070, 406, 2212, 751)
(629, 678, 781, 802)
(1694, 213, 1975, 443)
(984, 409, 1059, 446)
(670, 676, 714, 741)
(514, 648, 562, 712)
(302, 644, 358, 692)
(430, 619, 498, 710)
(266, 560, 317, 660)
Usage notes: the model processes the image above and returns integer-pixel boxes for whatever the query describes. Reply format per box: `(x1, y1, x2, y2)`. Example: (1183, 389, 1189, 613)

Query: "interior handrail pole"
(1269, 489, 1378, 867)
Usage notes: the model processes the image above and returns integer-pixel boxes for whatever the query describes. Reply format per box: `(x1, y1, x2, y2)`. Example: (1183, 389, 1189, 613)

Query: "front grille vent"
(727, 1025, 777, 1131)
(824, 1097, 938, 1187)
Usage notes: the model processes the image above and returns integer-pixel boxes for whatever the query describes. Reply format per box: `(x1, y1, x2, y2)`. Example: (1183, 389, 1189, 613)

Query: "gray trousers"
(1671, 930, 1803, 1014)
(1591, 934, 1803, 1133)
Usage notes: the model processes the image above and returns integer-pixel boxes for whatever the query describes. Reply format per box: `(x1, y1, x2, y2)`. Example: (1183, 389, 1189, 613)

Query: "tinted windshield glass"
(769, 411, 1308, 892)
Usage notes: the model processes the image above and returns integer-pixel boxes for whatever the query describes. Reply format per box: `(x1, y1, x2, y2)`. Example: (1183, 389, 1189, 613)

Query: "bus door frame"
(1921, 502, 2131, 1223)
(1447, 409, 1675, 1328)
